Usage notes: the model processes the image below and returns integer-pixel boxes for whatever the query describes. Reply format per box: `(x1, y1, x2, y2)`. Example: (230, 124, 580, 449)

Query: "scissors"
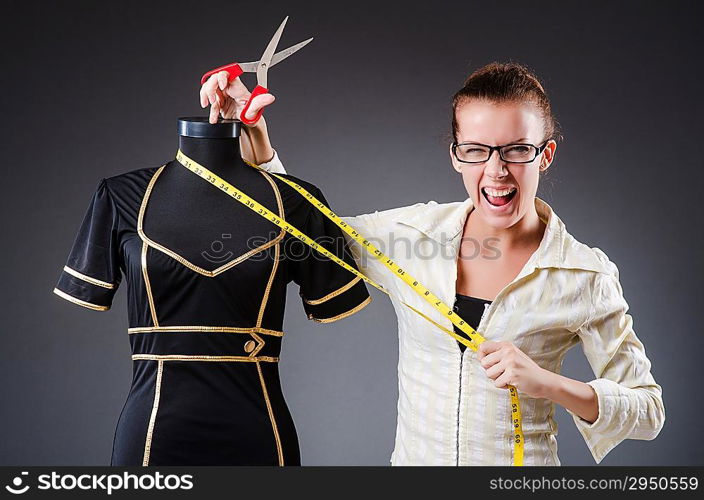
(200, 16, 313, 125)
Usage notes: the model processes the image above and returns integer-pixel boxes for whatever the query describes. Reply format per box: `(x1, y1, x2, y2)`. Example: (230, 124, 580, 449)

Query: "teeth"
(483, 187, 516, 197)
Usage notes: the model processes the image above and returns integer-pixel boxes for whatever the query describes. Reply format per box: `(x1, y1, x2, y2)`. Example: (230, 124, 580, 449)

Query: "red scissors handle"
(239, 85, 269, 125)
(200, 17, 312, 126)
(200, 63, 267, 125)
(200, 63, 244, 86)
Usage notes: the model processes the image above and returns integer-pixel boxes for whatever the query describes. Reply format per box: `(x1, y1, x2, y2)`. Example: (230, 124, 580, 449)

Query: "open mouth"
(481, 187, 518, 208)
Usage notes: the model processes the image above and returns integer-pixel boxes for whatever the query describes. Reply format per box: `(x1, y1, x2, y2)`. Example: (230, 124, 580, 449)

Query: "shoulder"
(395, 199, 465, 221)
(535, 198, 619, 278)
(338, 199, 469, 245)
(90, 164, 165, 223)
(560, 229, 620, 278)
(102, 164, 163, 197)
(266, 172, 323, 199)
(359, 199, 462, 226)
(549, 217, 629, 326)
(588, 246, 620, 278)
(262, 172, 335, 229)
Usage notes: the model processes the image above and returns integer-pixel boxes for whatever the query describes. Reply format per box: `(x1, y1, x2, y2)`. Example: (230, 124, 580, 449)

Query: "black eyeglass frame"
(451, 140, 550, 164)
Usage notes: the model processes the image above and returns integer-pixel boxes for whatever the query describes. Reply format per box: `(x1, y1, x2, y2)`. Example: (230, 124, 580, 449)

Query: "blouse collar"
(392, 195, 610, 274)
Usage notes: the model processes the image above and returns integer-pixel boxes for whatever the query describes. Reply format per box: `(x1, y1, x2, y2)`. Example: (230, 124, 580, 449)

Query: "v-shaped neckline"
(137, 163, 286, 277)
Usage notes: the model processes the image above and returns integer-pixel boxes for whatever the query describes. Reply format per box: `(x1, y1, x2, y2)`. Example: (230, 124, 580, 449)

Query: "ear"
(449, 143, 463, 173)
(539, 140, 557, 172)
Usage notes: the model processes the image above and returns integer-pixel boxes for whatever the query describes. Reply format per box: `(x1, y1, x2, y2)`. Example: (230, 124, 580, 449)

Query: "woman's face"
(449, 99, 556, 230)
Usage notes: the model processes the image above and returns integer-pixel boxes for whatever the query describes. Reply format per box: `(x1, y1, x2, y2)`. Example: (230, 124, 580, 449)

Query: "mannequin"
(144, 117, 279, 268)
(52, 116, 372, 466)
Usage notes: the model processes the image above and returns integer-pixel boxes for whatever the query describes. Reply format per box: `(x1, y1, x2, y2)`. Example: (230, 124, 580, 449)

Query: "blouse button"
(244, 340, 256, 353)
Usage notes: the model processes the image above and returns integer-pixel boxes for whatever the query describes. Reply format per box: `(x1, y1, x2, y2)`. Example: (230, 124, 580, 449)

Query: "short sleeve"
(52, 178, 122, 311)
(290, 188, 372, 323)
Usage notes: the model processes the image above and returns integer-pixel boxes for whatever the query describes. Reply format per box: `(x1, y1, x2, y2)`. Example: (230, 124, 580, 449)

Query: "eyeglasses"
(451, 140, 549, 164)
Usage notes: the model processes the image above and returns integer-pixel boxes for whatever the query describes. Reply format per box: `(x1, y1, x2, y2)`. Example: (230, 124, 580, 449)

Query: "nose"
(484, 150, 508, 178)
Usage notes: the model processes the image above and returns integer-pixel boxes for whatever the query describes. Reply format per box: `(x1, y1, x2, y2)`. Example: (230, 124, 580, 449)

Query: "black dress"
(452, 293, 492, 353)
(52, 161, 371, 466)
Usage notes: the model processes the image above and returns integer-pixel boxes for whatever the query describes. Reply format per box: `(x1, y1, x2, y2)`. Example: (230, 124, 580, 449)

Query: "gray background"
(1, 0, 702, 465)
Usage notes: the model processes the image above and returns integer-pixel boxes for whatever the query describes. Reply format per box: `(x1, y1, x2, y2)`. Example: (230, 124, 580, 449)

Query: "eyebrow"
(460, 137, 531, 144)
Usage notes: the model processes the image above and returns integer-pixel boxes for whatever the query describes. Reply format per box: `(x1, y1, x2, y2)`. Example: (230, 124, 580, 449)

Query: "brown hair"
(449, 61, 563, 146)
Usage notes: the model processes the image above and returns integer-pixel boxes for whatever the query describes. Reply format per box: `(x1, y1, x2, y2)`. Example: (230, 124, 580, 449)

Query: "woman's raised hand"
(200, 71, 276, 126)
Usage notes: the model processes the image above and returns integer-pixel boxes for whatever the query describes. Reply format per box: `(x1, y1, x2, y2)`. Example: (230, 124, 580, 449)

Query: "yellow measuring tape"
(175, 148, 525, 466)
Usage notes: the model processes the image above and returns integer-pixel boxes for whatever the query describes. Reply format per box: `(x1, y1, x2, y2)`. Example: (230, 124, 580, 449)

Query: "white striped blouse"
(258, 150, 665, 465)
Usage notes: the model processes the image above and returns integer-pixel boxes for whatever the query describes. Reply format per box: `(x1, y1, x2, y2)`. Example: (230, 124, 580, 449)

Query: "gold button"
(244, 340, 256, 353)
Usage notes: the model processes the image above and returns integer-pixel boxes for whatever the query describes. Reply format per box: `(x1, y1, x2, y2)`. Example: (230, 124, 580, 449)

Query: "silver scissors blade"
(269, 37, 313, 67)
(238, 37, 313, 72)
(256, 16, 288, 89)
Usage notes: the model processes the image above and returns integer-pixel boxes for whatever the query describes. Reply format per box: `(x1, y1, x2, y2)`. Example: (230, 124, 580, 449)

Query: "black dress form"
(144, 120, 280, 269)
(53, 117, 372, 466)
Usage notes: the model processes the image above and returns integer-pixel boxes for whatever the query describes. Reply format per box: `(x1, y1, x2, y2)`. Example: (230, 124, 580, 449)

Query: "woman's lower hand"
(477, 340, 553, 398)
(200, 71, 276, 125)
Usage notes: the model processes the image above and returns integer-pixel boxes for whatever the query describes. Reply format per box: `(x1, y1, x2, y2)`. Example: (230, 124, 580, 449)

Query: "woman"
(200, 62, 665, 465)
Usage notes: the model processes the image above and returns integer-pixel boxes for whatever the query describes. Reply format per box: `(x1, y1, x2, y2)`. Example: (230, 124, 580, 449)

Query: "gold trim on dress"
(304, 275, 363, 305)
(127, 326, 284, 337)
(256, 360, 284, 466)
(53, 287, 109, 311)
(254, 170, 285, 331)
(141, 241, 159, 327)
(242, 157, 265, 169)
(248, 332, 265, 357)
(131, 354, 279, 363)
(257, 241, 281, 328)
(308, 295, 372, 324)
(63, 265, 116, 289)
(142, 359, 164, 466)
(137, 164, 286, 277)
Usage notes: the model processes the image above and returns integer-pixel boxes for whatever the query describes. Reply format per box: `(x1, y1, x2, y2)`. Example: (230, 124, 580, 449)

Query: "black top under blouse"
(453, 293, 492, 353)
